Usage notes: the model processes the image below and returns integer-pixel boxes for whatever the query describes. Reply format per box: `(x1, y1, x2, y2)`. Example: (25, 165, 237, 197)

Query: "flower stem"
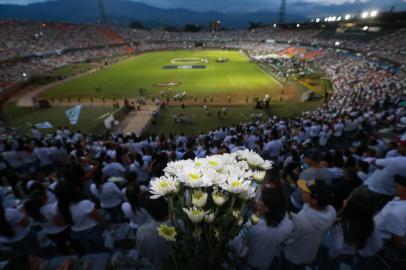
(194, 224, 199, 259)
(169, 243, 179, 270)
(168, 198, 177, 228)
(228, 195, 236, 212)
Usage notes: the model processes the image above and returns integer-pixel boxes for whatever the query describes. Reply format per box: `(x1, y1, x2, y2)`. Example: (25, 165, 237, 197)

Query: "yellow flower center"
(193, 191, 203, 199)
(188, 173, 200, 181)
(192, 209, 202, 215)
(159, 181, 169, 188)
(208, 160, 219, 166)
(231, 181, 242, 188)
(214, 193, 223, 199)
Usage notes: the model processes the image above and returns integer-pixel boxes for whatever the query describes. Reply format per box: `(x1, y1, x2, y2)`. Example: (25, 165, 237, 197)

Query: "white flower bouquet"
(149, 150, 271, 270)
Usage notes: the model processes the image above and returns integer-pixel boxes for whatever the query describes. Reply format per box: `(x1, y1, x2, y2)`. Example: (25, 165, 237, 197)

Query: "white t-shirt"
(129, 161, 150, 183)
(385, 149, 400, 158)
(365, 156, 406, 195)
(136, 220, 171, 270)
(325, 222, 381, 258)
(328, 167, 344, 179)
(374, 198, 406, 246)
(33, 147, 53, 167)
(2, 151, 23, 168)
(245, 135, 259, 150)
(40, 202, 69, 235)
(333, 123, 344, 137)
(264, 139, 283, 158)
(68, 200, 97, 232)
(121, 202, 151, 229)
(0, 208, 30, 243)
(284, 204, 337, 265)
(102, 162, 125, 178)
(244, 215, 293, 267)
(90, 182, 124, 209)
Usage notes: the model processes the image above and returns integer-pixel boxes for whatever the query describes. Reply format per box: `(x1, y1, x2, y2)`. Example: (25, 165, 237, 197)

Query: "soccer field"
(39, 50, 283, 101)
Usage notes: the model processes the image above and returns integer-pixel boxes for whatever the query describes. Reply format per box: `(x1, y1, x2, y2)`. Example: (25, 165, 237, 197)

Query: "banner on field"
(104, 115, 115, 129)
(35, 122, 53, 129)
(65, 104, 82, 125)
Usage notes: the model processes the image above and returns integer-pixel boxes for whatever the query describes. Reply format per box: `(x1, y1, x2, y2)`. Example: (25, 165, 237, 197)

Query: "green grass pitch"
(39, 50, 283, 101)
(4, 103, 114, 136)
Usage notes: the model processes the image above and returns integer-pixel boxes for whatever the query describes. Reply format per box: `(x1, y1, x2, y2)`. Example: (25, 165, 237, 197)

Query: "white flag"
(104, 115, 115, 129)
(35, 121, 53, 129)
(65, 104, 82, 125)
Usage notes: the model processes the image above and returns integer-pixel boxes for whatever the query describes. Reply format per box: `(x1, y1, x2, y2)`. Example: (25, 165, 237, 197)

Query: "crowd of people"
(0, 20, 124, 61)
(1, 20, 406, 88)
(0, 20, 406, 270)
(0, 87, 405, 269)
(0, 45, 134, 85)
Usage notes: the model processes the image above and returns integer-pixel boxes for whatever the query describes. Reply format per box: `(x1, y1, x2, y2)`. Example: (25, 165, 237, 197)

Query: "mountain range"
(0, 0, 307, 28)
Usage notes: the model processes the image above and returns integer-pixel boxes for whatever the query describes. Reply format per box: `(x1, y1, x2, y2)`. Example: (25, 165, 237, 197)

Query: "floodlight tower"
(279, 0, 287, 24)
(98, 0, 108, 24)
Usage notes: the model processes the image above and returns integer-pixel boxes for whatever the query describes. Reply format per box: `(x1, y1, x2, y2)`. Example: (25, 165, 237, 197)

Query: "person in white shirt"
(333, 121, 344, 141)
(263, 130, 283, 158)
(54, 181, 109, 254)
(32, 141, 54, 171)
(137, 195, 171, 270)
(234, 187, 293, 270)
(244, 133, 259, 150)
(364, 140, 406, 209)
(2, 144, 24, 170)
(370, 175, 406, 255)
(0, 198, 40, 256)
(122, 182, 151, 237)
(48, 141, 67, 166)
(90, 170, 125, 222)
(324, 189, 377, 266)
(284, 179, 337, 267)
(31, 127, 42, 140)
(129, 153, 150, 184)
(24, 189, 82, 255)
(102, 156, 126, 178)
(356, 160, 370, 182)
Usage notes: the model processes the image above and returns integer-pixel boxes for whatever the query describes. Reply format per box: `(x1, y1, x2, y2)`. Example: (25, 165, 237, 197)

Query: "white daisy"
(149, 175, 178, 199)
(183, 206, 207, 223)
(191, 190, 208, 208)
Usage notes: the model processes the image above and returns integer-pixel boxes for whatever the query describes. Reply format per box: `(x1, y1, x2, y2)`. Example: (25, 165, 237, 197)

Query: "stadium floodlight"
(316, 18, 320, 23)
(331, 16, 337, 21)
(324, 18, 328, 22)
(361, 11, 369, 18)
(335, 41, 340, 46)
(22, 73, 27, 77)
(363, 26, 369, 31)
(370, 10, 378, 17)
(296, 23, 300, 27)
(273, 24, 277, 27)
(337, 16, 342, 21)
(344, 14, 351, 20)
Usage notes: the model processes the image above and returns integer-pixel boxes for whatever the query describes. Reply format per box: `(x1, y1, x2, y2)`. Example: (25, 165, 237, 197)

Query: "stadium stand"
(0, 19, 405, 270)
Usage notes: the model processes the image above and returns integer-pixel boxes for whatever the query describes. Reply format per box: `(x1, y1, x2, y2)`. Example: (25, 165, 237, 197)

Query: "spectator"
(284, 180, 337, 268)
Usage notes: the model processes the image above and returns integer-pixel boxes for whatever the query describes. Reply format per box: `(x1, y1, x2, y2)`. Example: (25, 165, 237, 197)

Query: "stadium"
(0, 0, 405, 269)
